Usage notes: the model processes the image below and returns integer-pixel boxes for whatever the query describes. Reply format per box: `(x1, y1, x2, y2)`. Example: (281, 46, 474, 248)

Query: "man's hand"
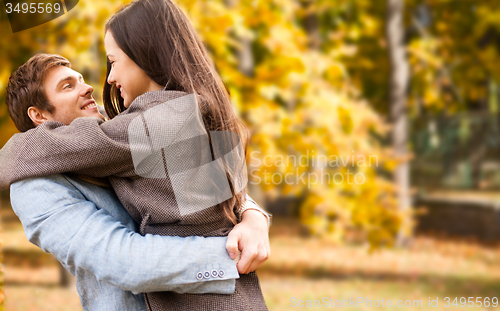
(226, 209, 270, 274)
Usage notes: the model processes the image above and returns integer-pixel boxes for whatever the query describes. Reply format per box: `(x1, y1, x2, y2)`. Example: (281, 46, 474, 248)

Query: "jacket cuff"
(239, 195, 272, 227)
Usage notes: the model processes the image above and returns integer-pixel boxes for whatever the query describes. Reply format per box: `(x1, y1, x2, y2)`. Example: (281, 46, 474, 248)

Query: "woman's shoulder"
(126, 90, 190, 112)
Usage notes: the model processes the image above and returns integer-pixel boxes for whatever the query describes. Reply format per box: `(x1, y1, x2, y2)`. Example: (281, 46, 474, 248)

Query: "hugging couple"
(0, 0, 271, 310)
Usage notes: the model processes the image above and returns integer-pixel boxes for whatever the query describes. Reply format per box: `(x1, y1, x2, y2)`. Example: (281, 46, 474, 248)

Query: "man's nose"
(81, 83, 94, 97)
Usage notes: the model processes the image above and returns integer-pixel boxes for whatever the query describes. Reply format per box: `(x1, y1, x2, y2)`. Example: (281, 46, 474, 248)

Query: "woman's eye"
(110, 61, 115, 66)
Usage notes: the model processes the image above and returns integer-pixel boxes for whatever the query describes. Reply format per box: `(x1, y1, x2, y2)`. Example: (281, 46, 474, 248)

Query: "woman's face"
(104, 31, 163, 108)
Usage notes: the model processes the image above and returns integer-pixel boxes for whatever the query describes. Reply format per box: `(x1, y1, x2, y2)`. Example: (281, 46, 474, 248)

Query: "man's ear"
(27, 106, 49, 126)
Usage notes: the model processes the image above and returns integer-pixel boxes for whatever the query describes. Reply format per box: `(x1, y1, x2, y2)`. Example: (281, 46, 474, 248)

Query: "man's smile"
(81, 99, 97, 110)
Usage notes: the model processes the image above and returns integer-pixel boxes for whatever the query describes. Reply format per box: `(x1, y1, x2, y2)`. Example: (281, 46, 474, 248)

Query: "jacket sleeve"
(0, 116, 136, 191)
(10, 175, 239, 294)
(0, 92, 211, 190)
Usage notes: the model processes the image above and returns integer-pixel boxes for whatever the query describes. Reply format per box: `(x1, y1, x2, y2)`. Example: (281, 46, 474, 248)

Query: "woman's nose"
(107, 70, 115, 85)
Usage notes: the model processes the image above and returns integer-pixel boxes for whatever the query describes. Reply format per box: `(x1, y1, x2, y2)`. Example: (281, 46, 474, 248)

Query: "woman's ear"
(27, 106, 49, 127)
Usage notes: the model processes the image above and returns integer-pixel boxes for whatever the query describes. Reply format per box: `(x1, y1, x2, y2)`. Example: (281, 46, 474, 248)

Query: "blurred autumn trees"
(1, 0, 498, 247)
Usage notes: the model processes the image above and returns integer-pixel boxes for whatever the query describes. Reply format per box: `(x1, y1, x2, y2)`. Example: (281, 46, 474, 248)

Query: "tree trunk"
(224, 0, 254, 77)
(303, 0, 321, 50)
(59, 263, 75, 287)
(223, 0, 265, 207)
(386, 0, 411, 246)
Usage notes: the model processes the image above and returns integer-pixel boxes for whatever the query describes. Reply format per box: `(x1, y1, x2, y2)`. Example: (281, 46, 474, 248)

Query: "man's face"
(42, 65, 104, 124)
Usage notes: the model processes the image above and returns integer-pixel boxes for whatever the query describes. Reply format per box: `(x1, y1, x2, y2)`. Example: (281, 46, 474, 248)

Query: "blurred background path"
(3, 195, 500, 310)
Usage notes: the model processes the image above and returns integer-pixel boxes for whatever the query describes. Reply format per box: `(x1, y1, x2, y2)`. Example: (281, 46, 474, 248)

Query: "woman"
(0, 0, 268, 310)
(101, 0, 268, 309)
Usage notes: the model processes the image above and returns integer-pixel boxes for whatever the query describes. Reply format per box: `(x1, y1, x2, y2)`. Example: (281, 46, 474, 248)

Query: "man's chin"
(81, 110, 105, 120)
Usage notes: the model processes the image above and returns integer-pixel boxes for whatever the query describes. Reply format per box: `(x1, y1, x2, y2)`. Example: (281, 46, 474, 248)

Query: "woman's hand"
(226, 210, 270, 274)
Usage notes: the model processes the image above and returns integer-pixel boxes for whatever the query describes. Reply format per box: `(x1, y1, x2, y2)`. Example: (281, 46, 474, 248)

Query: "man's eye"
(64, 84, 73, 89)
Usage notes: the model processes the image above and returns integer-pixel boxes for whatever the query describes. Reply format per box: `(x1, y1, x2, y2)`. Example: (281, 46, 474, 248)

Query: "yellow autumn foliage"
(0, 0, 402, 247)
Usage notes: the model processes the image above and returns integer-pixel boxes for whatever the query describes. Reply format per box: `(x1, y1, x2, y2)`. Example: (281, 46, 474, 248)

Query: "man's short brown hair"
(6, 54, 71, 132)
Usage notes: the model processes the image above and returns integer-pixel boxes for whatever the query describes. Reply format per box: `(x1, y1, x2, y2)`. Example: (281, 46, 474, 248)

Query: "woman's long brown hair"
(103, 0, 248, 224)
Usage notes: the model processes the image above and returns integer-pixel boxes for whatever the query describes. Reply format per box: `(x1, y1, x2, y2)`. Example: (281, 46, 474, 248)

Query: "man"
(4, 54, 271, 310)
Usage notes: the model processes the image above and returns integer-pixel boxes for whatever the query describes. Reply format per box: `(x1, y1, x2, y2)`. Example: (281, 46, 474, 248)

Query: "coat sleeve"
(10, 175, 239, 294)
(0, 93, 203, 190)
(0, 115, 136, 191)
